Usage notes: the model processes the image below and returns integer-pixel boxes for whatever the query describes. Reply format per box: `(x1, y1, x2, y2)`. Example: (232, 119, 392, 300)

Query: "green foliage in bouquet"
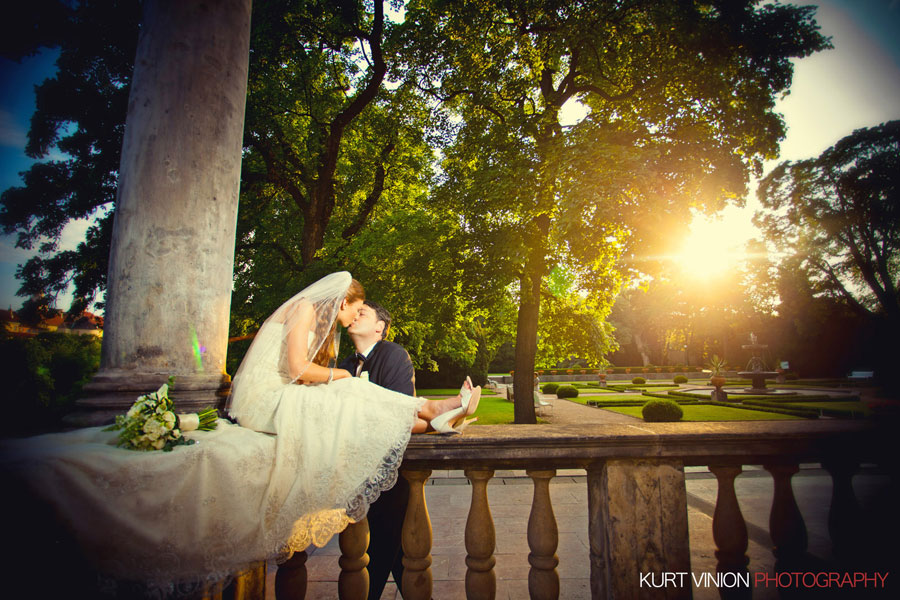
(105, 377, 218, 451)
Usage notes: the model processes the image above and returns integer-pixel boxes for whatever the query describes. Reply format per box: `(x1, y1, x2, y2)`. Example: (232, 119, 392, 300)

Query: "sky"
(0, 0, 899, 313)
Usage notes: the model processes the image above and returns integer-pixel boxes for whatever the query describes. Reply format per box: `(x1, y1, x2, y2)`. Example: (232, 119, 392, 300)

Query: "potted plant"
(707, 355, 727, 389)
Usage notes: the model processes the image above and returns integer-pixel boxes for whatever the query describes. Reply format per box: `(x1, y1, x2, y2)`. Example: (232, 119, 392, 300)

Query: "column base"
(64, 370, 231, 427)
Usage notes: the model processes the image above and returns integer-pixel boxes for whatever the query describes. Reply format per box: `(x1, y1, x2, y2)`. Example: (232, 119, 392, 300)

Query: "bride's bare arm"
(286, 304, 351, 383)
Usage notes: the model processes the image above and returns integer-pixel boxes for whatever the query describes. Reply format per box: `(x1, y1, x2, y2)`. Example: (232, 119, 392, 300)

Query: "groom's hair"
(365, 300, 392, 340)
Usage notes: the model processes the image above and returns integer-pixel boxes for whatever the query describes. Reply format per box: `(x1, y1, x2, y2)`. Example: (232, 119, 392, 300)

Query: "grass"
(601, 404, 802, 421)
(565, 394, 644, 405)
(779, 401, 872, 417)
(419, 388, 498, 396)
(464, 394, 548, 425)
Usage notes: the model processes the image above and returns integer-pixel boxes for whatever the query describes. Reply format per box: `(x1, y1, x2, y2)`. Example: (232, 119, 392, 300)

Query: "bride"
(228, 271, 479, 435)
(1, 271, 480, 596)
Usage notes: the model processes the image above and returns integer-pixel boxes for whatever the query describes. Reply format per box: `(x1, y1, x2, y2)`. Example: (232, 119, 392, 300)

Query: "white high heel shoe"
(459, 376, 480, 409)
(430, 384, 482, 434)
(430, 405, 466, 434)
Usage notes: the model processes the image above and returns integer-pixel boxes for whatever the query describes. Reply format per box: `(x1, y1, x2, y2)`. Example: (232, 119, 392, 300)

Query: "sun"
(676, 209, 758, 279)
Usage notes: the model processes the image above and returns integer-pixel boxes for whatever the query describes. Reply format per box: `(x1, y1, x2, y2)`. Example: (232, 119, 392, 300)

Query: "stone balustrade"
(217, 420, 888, 599)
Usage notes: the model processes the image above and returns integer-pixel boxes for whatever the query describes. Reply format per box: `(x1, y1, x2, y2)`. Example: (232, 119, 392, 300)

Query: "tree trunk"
(633, 332, 652, 366)
(513, 275, 539, 424)
(513, 216, 550, 424)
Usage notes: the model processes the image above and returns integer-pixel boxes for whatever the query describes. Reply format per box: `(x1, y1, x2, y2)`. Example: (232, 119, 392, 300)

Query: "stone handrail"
(223, 420, 886, 600)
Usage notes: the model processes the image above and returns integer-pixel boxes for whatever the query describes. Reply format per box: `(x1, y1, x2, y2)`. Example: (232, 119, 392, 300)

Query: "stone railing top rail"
(402, 421, 884, 469)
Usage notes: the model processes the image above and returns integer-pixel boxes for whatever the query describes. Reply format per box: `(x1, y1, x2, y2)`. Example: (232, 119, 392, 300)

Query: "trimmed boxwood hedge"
(631, 376, 647, 385)
(541, 382, 559, 394)
(556, 385, 579, 398)
(642, 399, 683, 422)
(673, 375, 688, 384)
(639, 390, 819, 419)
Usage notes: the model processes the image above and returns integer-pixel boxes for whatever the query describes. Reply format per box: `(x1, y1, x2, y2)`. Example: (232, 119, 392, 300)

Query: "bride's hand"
(330, 368, 352, 382)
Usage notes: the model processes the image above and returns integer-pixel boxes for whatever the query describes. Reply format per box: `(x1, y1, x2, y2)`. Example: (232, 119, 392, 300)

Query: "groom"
(339, 300, 414, 599)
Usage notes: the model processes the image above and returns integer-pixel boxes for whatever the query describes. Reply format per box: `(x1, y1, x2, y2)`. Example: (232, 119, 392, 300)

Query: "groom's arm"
(376, 343, 416, 396)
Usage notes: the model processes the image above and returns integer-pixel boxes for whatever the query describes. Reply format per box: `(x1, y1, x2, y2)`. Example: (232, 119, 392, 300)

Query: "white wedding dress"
(0, 272, 425, 596)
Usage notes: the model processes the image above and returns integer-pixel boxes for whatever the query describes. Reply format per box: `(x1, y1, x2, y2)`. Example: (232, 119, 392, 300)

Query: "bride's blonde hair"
(312, 278, 364, 367)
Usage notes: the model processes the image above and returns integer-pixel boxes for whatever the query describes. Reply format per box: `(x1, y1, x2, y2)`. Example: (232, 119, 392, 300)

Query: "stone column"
(71, 0, 252, 425)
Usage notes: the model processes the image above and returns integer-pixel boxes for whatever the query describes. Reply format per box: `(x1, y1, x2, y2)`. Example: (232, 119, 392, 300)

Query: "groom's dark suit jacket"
(338, 340, 415, 599)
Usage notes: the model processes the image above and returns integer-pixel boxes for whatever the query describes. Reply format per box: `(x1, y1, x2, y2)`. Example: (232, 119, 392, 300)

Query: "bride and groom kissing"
(2, 272, 481, 595)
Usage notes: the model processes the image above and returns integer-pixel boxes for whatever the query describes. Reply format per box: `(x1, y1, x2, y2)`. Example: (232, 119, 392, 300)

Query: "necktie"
(355, 353, 366, 376)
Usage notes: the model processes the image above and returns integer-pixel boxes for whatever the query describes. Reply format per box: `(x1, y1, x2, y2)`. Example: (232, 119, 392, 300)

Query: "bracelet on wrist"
(327, 368, 334, 384)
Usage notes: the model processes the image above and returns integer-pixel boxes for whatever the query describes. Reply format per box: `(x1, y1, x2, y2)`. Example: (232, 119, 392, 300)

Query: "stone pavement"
(268, 396, 895, 599)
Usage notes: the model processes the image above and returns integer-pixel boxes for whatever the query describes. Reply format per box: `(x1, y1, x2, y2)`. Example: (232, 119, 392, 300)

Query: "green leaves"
(755, 120, 900, 321)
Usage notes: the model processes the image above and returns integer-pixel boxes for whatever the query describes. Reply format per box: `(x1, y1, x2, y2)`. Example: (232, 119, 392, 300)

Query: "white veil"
(226, 271, 352, 423)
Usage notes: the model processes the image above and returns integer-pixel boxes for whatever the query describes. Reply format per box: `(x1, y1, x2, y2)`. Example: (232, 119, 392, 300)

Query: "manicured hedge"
(541, 382, 560, 394)
(556, 385, 579, 398)
(642, 399, 683, 422)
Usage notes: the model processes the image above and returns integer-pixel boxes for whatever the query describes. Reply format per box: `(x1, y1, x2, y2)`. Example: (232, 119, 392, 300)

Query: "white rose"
(153, 438, 166, 450)
(163, 411, 176, 429)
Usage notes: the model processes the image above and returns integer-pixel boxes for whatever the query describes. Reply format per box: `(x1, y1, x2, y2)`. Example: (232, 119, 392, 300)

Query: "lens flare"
(190, 327, 205, 371)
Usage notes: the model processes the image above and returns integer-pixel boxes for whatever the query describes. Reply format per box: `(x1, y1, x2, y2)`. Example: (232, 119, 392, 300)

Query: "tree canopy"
(3, 0, 841, 406)
(755, 120, 900, 325)
(399, 0, 829, 421)
(0, 0, 140, 317)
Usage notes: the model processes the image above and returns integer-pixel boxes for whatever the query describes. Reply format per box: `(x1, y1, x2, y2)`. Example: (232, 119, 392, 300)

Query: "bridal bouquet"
(105, 377, 218, 451)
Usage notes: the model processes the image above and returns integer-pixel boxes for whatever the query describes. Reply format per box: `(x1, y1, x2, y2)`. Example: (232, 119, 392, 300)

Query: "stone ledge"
(402, 420, 883, 469)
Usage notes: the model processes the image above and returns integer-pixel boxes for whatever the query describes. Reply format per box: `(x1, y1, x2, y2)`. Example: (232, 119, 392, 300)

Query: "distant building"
(1, 308, 104, 338)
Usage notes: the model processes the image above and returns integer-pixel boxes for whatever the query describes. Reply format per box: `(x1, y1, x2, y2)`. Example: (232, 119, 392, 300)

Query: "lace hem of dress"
(93, 419, 417, 598)
(283, 426, 415, 553)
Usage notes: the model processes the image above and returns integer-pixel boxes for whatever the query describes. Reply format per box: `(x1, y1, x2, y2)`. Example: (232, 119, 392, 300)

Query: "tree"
(0, 0, 140, 315)
(402, 0, 829, 422)
(230, 1, 481, 372)
(3, 1, 489, 376)
(239, 0, 402, 269)
(755, 121, 900, 327)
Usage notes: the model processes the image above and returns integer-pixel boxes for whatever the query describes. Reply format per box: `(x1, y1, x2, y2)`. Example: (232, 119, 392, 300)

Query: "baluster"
(201, 580, 223, 600)
(231, 561, 267, 599)
(275, 550, 308, 600)
(764, 463, 808, 572)
(464, 469, 497, 600)
(709, 465, 750, 600)
(527, 469, 559, 600)
(338, 518, 370, 600)
(822, 460, 861, 566)
(401, 469, 433, 600)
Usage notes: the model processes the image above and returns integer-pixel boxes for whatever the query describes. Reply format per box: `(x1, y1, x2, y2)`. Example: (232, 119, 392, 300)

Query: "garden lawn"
(565, 394, 643, 405)
(419, 388, 498, 396)
(601, 404, 802, 421)
(464, 394, 545, 425)
(779, 401, 871, 416)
